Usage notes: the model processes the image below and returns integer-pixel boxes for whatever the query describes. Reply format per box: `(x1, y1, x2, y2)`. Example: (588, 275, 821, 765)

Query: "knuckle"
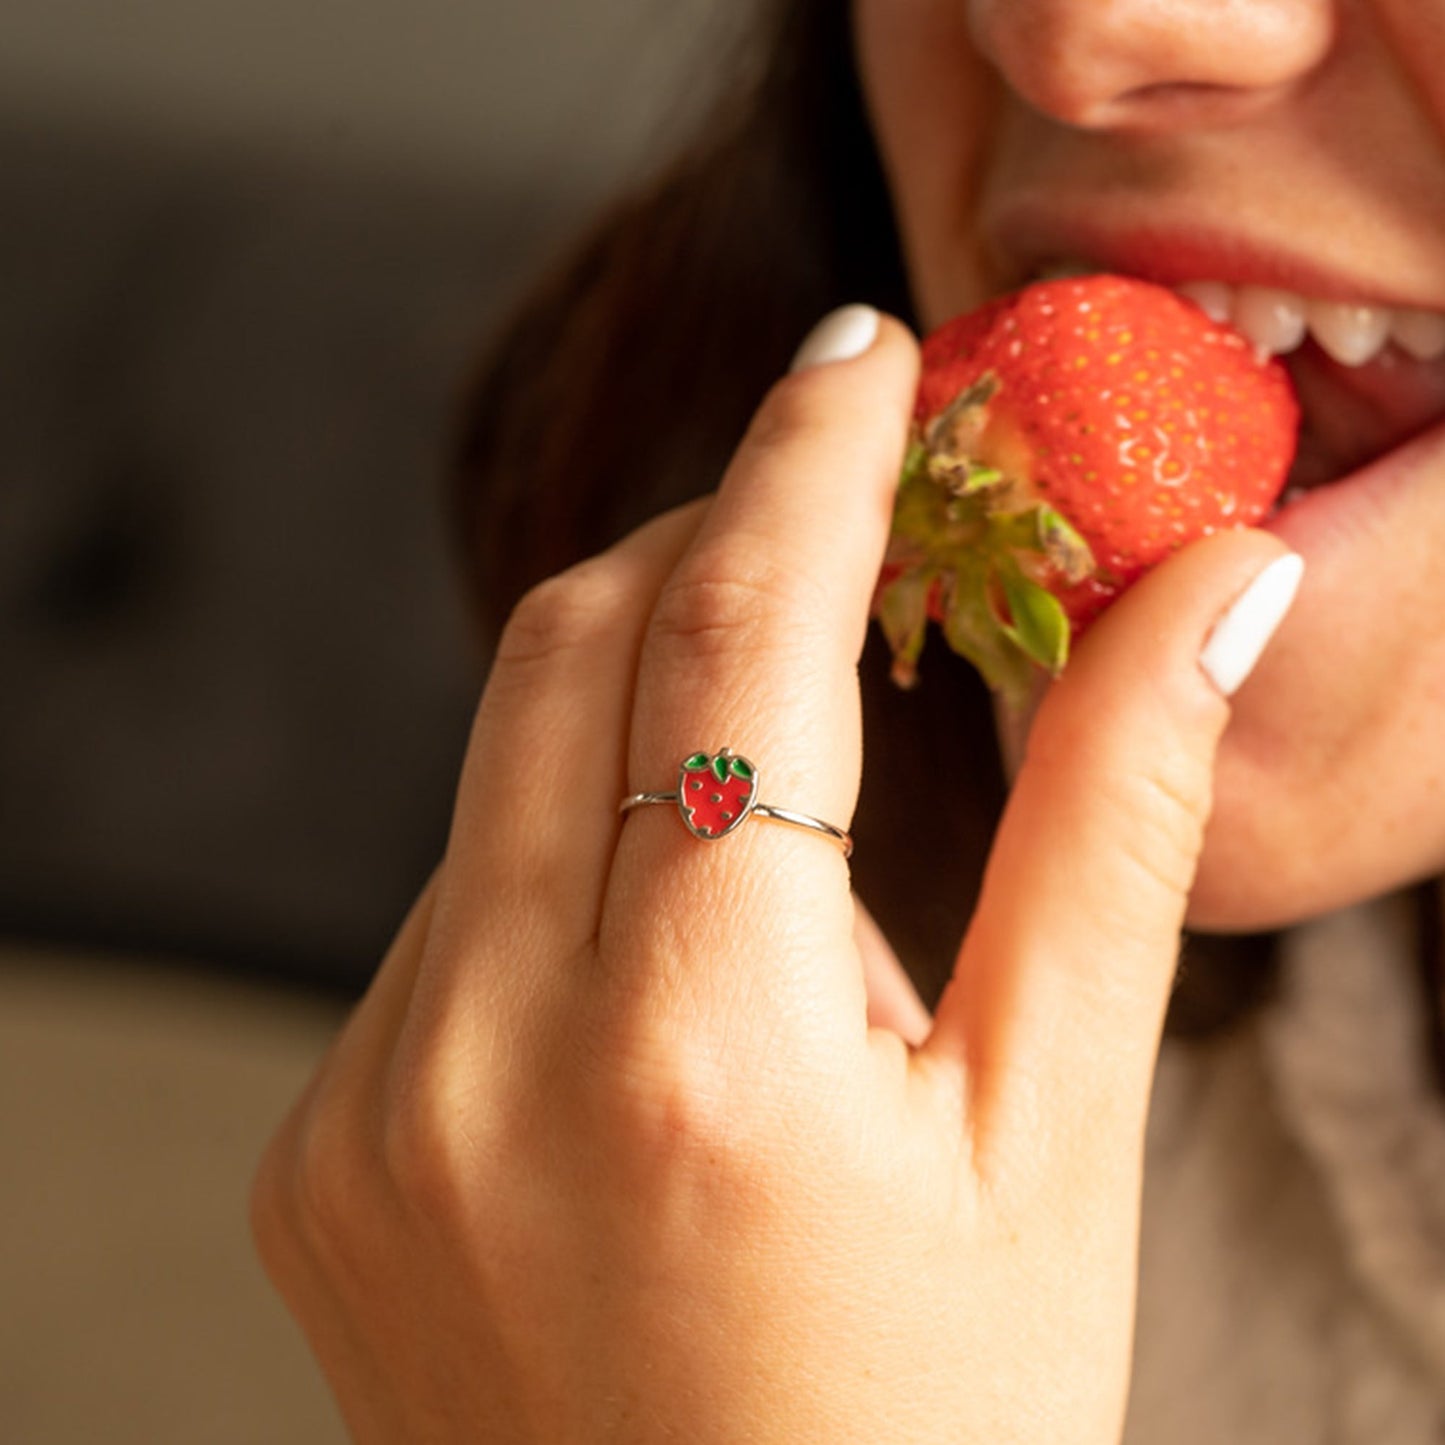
(248, 1127, 302, 1275)
(494, 561, 629, 671)
(380, 1068, 479, 1223)
(287, 1092, 378, 1269)
(584, 1015, 779, 1199)
(650, 547, 824, 663)
(1043, 700, 1213, 907)
(249, 1086, 381, 1288)
(247, 1062, 382, 1285)
(1113, 761, 1211, 901)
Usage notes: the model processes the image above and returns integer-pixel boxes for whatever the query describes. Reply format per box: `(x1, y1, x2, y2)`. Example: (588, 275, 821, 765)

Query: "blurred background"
(1, 0, 731, 1436)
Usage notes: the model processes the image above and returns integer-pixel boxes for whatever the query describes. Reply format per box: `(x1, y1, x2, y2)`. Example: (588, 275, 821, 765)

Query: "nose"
(968, 0, 1336, 132)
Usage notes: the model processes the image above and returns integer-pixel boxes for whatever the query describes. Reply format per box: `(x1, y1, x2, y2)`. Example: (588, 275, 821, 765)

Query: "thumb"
(921, 530, 1304, 1167)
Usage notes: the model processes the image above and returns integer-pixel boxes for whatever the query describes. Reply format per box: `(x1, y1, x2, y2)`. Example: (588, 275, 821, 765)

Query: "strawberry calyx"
(877, 371, 1096, 711)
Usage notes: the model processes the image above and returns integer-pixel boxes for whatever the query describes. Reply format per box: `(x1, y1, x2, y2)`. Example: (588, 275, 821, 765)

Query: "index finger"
(602, 308, 919, 1025)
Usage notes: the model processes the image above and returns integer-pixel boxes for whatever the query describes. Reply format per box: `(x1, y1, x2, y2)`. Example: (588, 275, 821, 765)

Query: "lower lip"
(1264, 413, 1445, 559)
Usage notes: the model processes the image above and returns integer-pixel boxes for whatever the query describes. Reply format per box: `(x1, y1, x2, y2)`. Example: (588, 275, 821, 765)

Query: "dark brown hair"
(454, 0, 910, 621)
(450, 0, 1280, 1020)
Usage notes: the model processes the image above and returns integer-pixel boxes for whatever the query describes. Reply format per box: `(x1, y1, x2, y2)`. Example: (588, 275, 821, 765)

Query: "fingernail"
(789, 304, 880, 373)
(1199, 552, 1305, 697)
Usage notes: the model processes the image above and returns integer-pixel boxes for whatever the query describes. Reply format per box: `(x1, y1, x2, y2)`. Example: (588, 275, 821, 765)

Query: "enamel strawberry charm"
(678, 750, 758, 841)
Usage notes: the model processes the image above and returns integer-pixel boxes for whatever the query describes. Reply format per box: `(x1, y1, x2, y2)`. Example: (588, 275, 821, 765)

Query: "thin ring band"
(618, 748, 853, 859)
(619, 793, 854, 858)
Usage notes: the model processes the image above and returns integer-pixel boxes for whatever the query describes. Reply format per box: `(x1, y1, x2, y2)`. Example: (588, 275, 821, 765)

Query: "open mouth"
(1275, 337, 1445, 496)
(1039, 263, 1445, 498)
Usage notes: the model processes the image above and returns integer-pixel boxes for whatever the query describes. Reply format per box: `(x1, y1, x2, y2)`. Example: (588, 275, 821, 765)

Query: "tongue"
(1286, 341, 1445, 487)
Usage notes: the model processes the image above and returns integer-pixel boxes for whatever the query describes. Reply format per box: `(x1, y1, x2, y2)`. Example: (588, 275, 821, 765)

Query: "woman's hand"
(252, 306, 1297, 1444)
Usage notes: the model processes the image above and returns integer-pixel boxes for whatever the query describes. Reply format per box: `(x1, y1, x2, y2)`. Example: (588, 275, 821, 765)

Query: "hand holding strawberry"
(252, 302, 1302, 1445)
(877, 275, 1299, 706)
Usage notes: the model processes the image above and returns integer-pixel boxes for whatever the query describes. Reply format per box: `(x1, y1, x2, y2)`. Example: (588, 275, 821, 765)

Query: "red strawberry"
(875, 274, 1299, 708)
(678, 750, 757, 840)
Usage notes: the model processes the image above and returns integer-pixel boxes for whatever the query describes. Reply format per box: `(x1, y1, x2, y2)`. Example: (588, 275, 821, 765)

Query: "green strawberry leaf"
(961, 466, 1003, 492)
(876, 569, 932, 689)
(997, 564, 1070, 676)
(980, 503, 1093, 579)
(986, 510, 1050, 556)
(683, 752, 711, 772)
(899, 439, 930, 489)
(730, 757, 754, 781)
(711, 754, 730, 783)
(923, 374, 999, 463)
(940, 561, 1036, 711)
(1034, 505, 1094, 585)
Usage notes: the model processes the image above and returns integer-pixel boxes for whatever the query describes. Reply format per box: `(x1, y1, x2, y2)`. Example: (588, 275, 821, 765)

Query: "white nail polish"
(789, 305, 880, 373)
(1199, 553, 1305, 697)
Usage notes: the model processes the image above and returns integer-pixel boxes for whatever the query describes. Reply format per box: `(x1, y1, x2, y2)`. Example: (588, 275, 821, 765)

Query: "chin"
(1184, 843, 1435, 936)
(1186, 719, 1445, 936)
(1184, 781, 1389, 934)
(1185, 831, 1358, 936)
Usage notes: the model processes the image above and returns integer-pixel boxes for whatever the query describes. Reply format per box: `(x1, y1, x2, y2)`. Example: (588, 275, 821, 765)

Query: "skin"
(854, 0, 1445, 931)
(250, 2, 1433, 1438)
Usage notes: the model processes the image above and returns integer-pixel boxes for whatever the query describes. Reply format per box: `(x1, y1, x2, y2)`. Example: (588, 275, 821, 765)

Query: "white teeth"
(1169, 275, 1439, 368)
(1234, 287, 1309, 358)
(1174, 280, 1232, 325)
(1307, 301, 1392, 366)
(1042, 262, 1445, 368)
(1391, 308, 1445, 362)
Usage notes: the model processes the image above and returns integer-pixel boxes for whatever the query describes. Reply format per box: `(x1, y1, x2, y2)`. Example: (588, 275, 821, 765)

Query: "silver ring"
(619, 748, 853, 859)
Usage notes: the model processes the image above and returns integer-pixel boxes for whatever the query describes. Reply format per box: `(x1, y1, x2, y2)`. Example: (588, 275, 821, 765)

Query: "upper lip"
(985, 197, 1445, 314)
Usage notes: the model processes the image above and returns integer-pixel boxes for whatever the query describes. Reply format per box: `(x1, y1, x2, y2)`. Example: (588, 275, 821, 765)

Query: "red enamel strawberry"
(875, 274, 1299, 708)
(678, 750, 757, 840)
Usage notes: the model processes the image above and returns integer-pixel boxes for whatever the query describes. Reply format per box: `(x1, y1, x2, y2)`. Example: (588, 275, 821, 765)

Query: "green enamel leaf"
(683, 752, 710, 772)
(998, 567, 1070, 676)
(711, 754, 730, 783)
(730, 758, 754, 781)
